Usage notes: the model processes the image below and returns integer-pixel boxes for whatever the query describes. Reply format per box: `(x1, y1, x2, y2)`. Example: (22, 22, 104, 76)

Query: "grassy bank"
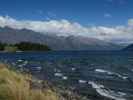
(0, 64, 59, 100)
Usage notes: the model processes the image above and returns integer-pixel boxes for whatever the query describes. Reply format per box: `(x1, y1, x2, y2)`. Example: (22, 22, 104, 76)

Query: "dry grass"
(0, 64, 59, 100)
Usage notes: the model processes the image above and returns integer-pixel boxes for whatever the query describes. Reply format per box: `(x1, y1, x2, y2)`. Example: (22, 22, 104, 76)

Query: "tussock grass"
(0, 64, 59, 100)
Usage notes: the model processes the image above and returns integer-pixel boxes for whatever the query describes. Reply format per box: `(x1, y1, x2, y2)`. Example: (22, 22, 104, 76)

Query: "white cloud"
(0, 16, 133, 43)
(104, 13, 112, 18)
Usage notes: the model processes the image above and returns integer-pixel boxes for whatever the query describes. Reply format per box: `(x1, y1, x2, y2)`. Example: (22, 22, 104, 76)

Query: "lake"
(0, 51, 133, 100)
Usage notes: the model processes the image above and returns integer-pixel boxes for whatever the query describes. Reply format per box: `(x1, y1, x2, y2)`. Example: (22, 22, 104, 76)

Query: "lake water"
(0, 51, 133, 100)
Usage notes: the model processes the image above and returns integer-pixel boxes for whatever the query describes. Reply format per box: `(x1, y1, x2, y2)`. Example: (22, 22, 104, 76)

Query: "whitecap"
(17, 59, 23, 62)
(23, 60, 28, 65)
(79, 80, 87, 84)
(54, 73, 63, 77)
(115, 73, 128, 80)
(118, 92, 126, 96)
(88, 81, 126, 100)
(18, 64, 24, 67)
(62, 76, 68, 80)
(36, 66, 42, 70)
(95, 69, 128, 80)
(72, 67, 76, 71)
(95, 69, 113, 75)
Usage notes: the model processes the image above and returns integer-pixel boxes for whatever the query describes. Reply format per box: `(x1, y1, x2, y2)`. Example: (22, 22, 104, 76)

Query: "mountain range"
(123, 44, 133, 51)
(0, 27, 123, 50)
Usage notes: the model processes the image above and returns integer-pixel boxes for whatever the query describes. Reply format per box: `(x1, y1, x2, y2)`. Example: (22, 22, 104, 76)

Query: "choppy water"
(0, 51, 133, 100)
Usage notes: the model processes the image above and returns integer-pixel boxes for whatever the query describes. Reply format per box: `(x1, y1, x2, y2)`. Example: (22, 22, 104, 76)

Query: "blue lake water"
(0, 51, 133, 100)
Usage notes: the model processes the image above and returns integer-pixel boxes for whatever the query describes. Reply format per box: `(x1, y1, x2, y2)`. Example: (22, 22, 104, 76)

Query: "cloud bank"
(0, 16, 133, 44)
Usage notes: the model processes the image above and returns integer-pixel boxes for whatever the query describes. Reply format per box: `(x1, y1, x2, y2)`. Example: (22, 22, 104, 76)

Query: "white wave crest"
(88, 81, 126, 100)
(95, 69, 113, 75)
(95, 69, 128, 80)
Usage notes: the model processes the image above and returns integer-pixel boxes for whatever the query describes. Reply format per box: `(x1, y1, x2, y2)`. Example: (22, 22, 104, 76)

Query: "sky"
(0, 0, 133, 44)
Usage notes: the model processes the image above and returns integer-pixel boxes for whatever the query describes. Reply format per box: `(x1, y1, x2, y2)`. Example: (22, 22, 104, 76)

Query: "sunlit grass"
(0, 63, 59, 100)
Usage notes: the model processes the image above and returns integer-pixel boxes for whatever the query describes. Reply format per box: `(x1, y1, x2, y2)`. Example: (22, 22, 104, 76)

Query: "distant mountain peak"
(123, 44, 133, 51)
(0, 27, 123, 50)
